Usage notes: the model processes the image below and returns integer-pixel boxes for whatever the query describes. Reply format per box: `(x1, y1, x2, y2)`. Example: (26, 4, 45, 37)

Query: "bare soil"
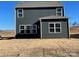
(0, 39, 79, 57)
(0, 27, 78, 57)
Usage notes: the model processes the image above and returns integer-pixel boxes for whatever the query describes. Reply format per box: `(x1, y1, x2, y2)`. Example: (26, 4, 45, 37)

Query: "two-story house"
(15, 1, 69, 38)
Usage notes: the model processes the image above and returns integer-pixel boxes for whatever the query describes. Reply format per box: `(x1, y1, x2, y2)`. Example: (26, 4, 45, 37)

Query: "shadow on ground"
(0, 34, 79, 40)
(9, 34, 79, 39)
(0, 37, 15, 40)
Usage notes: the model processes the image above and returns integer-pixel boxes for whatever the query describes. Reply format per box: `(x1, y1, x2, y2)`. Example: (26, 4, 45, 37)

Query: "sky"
(0, 1, 79, 30)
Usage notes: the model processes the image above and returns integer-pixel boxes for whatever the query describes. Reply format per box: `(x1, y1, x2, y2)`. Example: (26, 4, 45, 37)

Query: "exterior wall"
(16, 8, 57, 34)
(41, 19, 69, 38)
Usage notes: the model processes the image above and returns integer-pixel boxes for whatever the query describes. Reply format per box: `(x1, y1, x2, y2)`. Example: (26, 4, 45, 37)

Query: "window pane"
(26, 26, 31, 29)
(56, 28, 60, 32)
(32, 30, 37, 34)
(50, 28, 54, 32)
(50, 24, 54, 27)
(20, 26, 24, 29)
(18, 9, 22, 13)
(32, 25, 37, 30)
(56, 23, 60, 27)
(57, 8, 61, 12)
(26, 30, 30, 33)
(57, 13, 61, 16)
(20, 30, 24, 33)
(19, 14, 22, 17)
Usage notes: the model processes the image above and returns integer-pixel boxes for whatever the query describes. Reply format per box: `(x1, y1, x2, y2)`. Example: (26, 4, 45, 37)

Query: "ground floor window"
(19, 24, 37, 34)
(19, 25, 25, 34)
(48, 22, 62, 33)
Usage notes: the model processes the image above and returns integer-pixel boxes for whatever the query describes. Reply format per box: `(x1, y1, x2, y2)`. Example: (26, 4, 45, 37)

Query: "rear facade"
(15, 1, 69, 38)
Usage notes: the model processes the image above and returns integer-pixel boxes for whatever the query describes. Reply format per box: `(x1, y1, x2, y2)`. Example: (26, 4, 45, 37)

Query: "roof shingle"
(16, 1, 63, 8)
(39, 15, 69, 20)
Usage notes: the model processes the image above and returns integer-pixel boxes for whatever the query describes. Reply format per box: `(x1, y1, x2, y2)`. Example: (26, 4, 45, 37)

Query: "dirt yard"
(0, 29, 78, 57)
(0, 39, 79, 57)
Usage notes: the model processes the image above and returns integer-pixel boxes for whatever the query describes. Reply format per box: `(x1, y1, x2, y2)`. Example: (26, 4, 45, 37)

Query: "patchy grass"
(0, 39, 79, 57)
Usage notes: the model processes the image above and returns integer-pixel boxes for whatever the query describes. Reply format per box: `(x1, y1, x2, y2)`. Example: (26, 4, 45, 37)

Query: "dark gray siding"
(42, 19, 69, 38)
(16, 8, 56, 34)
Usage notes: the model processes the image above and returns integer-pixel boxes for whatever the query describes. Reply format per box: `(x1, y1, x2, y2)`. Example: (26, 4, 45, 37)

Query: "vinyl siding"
(16, 8, 56, 34)
(42, 20, 68, 38)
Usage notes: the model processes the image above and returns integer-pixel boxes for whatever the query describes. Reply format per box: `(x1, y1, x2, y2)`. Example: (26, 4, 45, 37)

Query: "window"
(49, 22, 61, 33)
(19, 25, 37, 34)
(26, 26, 31, 34)
(17, 9, 24, 18)
(49, 23, 54, 33)
(20, 26, 24, 29)
(32, 25, 37, 34)
(55, 23, 61, 32)
(56, 8, 62, 16)
(19, 25, 25, 34)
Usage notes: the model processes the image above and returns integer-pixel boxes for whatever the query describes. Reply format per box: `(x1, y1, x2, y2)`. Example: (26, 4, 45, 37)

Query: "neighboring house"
(15, 1, 69, 38)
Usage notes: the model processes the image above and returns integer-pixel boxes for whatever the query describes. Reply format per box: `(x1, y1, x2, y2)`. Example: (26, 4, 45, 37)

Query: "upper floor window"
(48, 22, 62, 33)
(56, 8, 63, 16)
(17, 9, 24, 18)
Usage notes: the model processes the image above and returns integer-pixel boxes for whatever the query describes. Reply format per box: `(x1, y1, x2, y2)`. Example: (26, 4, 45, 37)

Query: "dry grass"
(0, 39, 79, 57)
(0, 30, 79, 57)
(0, 30, 15, 37)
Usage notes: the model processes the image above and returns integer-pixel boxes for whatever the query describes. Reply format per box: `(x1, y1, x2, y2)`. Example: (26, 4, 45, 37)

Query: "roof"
(39, 15, 69, 20)
(16, 1, 63, 8)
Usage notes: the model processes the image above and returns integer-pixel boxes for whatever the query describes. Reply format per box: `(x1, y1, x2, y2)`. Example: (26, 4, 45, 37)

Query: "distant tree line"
(72, 22, 79, 26)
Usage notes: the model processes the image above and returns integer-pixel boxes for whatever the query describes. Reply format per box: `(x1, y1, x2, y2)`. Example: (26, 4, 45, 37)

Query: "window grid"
(19, 25, 25, 34)
(56, 8, 62, 16)
(55, 23, 61, 33)
(49, 22, 62, 33)
(19, 25, 37, 34)
(17, 9, 24, 18)
(31, 25, 37, 34)
(49, 23, 54, 33)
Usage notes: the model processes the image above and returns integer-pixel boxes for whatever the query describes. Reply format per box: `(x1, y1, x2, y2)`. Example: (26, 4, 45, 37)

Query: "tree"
(72, 22, 77, 26)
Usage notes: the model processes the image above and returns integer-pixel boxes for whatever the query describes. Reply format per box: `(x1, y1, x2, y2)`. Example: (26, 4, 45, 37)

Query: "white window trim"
(55, 22, 62, 33)
(32, 25, 37, 34)
(25, 24, 32, 34)
(48, 22, 62, 33)
(19, 24, 37, 34)
(26, 24, 37, 34)
(19, 24, 25, 34)
(48, 22, 54, 33)
(17, 9, 24, 18)
(56, 8, 63, 16)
